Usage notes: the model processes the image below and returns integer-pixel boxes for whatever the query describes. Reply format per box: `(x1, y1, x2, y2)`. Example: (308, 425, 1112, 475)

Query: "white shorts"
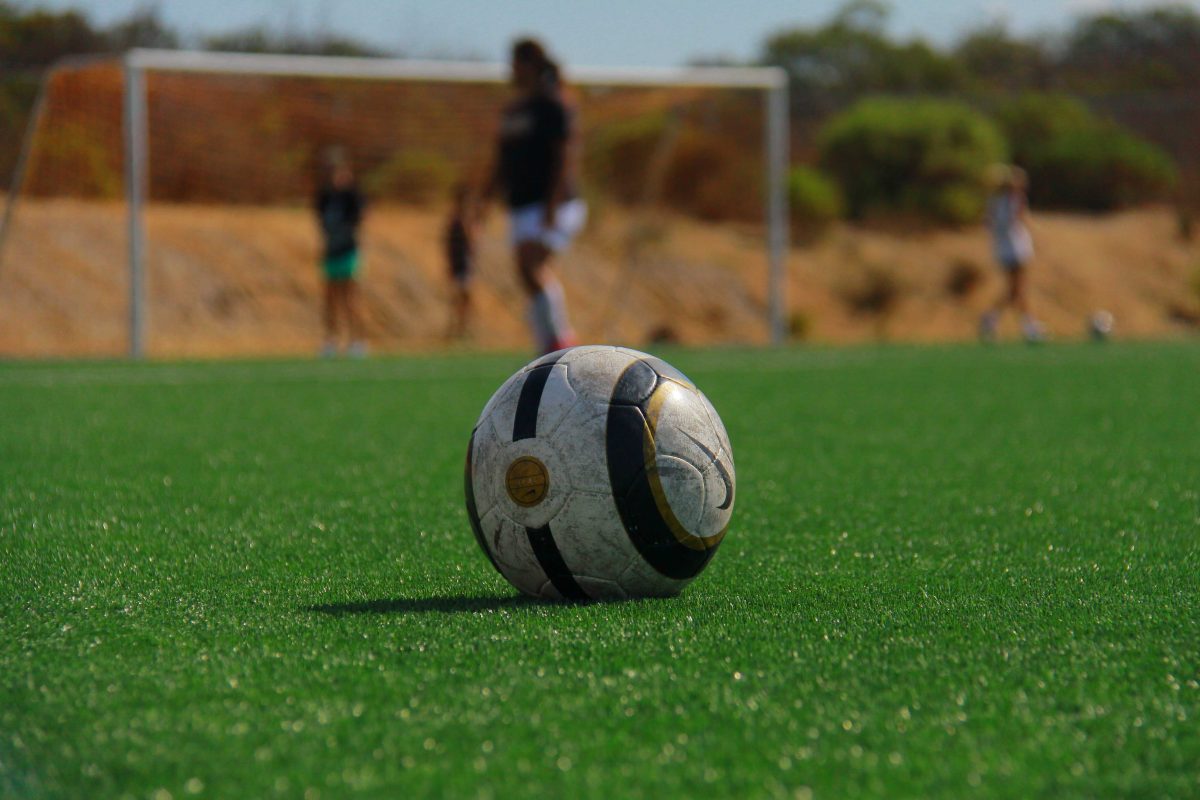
(509, 199, 587, 252)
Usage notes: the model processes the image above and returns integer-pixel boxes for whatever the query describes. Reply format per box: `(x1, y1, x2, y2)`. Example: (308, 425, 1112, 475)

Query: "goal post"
(5, 49, 790, 358)
(124, 53, 148, 359)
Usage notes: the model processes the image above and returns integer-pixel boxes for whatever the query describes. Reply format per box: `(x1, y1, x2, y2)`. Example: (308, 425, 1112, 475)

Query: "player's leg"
(512, 202, 580, 354)
(321, 278, 338, 356)
(979, 265, 1011, 342)
(344, 279, 366, 357)
(1008, 267, 1025, 312)
(446, 282, 459, 339)
(1011, 266, 1044, 342)
(453, 281, 471, 338)
(530, 202, 584, 352)
(518, 240, 558, 353)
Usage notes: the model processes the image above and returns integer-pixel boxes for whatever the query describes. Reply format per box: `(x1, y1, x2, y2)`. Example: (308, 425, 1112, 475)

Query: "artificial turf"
(1, 342, 1198, 799)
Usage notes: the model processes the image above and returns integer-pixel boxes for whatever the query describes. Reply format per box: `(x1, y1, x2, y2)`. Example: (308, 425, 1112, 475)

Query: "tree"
(104, 7, 179, 51)
(760, 0, 966, 116)
(0, 6, 104, 67)
(202, 27, 384, 58)
(1059, 6, 1200, 91)
(955, 24, 1054, 93)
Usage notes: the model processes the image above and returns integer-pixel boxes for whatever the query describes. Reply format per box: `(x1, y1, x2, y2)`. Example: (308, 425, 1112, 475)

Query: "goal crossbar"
(125, 48, 787, 90)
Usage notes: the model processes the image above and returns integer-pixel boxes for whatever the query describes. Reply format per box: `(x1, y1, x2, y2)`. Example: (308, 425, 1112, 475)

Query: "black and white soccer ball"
(465, 346, 735, 601)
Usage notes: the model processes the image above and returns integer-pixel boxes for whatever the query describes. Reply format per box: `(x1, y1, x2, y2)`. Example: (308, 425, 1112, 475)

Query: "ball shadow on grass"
(305, 595, 543, 615)
(305, 592, 654, 615)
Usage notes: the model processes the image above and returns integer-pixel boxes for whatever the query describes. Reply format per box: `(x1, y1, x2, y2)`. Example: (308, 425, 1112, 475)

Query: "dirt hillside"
(0, 198, 1196, 357)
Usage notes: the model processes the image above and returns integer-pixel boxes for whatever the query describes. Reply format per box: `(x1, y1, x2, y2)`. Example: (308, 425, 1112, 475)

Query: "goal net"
(0, 49, 788, 358)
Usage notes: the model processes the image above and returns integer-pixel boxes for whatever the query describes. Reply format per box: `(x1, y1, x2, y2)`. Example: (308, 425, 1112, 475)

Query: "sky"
(21, 0, 1200, 66)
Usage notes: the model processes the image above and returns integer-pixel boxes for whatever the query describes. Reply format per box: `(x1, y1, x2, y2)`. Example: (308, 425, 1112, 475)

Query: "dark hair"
(512, 37, 560, 91)
(512, 37, 547, 67)
(541, 60, 561, 92)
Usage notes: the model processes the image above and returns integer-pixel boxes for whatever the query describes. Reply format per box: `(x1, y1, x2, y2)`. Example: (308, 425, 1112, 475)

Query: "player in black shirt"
(315, 156, 366, 357)
(483, 38, 586, 354)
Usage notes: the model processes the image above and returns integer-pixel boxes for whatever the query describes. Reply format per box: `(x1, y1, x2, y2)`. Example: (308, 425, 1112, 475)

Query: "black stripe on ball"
(525, 524, 590, 601)
(505, 350, 588, 599)
(606, 360, 714, 580)
(512, 351, 568, 441)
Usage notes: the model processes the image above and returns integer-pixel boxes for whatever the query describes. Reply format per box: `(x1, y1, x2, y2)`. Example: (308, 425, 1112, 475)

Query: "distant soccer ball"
(465, 346, 735, 600)
(1089, 310, 1115, 341)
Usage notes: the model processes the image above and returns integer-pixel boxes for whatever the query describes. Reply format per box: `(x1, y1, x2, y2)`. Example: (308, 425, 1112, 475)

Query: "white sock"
(528, 291, 557, 352)
(544, 279, 573, 342)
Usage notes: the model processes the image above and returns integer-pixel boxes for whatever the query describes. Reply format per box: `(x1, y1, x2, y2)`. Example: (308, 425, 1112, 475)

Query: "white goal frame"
(13, 49, 790, 357)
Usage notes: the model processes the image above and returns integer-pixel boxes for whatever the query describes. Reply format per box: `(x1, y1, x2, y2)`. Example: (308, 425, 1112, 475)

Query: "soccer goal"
(0, 49, 788, 358)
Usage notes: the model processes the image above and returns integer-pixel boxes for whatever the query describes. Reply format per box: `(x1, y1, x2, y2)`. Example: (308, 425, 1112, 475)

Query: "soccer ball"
(1088, 310, 1115, 342)
(464, 346, 735, 601)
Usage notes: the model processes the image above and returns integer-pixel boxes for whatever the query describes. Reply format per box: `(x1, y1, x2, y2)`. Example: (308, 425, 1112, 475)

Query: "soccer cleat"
(1022, 318, 1047, 344)
(347, 340, 369, 359)
(319, 340, 338, 359)
(544, 334, 578, 356)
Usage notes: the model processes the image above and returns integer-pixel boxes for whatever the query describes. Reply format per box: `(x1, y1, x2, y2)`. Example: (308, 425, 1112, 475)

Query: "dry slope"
(0, 199, 1196, 357)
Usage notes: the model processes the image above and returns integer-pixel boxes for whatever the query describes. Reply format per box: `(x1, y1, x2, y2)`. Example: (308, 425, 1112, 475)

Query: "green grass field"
(2, 342, 1198, 799)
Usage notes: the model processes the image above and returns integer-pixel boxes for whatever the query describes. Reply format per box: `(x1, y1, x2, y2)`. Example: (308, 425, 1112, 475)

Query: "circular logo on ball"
(506, 456, 549, 507)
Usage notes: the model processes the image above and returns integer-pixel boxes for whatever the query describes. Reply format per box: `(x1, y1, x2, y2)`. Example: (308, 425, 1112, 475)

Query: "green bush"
(993, 93, 1178, 210)
(788, 166, 843, 242)
(588, 115, 761, 222)
(0, 76, 40, 189)
(364, 149, 455, 204)
(30, 121, 121, 199)
(788, 310, 814, 341)
(992, 93, 1096, 162)
(818, 97, 1006, 224)
(1026, 129, 1175, 210)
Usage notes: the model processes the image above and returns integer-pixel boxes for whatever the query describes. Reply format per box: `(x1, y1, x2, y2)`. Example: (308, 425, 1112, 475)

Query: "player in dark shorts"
(482, 38, 585, 354)
(445, 182, 477, 339)
(315, 155, 367, 357)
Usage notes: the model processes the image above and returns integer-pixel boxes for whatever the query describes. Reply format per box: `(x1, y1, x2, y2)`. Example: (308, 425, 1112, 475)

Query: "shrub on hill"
(586, 112, 761, 223)
(1023, 128, 1176, 211)
(818, 97, 1006, 224)
(788, 165, 843, 242)
(993, 93, 1177, 211)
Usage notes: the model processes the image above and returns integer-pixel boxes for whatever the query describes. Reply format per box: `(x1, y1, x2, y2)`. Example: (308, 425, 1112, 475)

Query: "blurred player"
(980, 165, 1044, 343)
(315, 153, 367, 357)
(482, 38, 586, 354)
(445, 182, 477, 339)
